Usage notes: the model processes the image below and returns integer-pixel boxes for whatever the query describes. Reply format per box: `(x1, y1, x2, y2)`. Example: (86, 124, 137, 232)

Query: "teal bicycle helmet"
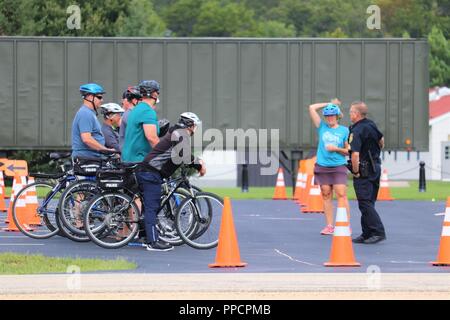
(322, 103, 341, 116)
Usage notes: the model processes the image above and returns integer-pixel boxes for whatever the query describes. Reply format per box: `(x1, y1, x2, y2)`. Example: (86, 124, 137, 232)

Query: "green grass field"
(0, 252, 136, 275)
(5, 180, 449, 201)
(204, 180, 450, 201)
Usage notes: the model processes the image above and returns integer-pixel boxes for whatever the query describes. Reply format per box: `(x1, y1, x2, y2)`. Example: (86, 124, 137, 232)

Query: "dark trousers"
(136, 171, 162, 243)
(353, 165, 386, 238)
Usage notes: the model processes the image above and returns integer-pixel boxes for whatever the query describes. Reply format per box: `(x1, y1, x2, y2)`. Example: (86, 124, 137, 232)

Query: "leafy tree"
(0, 0, 25, 35)
(192, 0, 256, 37)
(428, 26, 450, 86)
(250, 20, 296, 38)
(116, 0, 167, 36)
(162, 0, 204, 36)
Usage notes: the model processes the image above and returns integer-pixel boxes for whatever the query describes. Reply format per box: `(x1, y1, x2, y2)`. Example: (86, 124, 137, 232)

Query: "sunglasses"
(95, 95, 104, 100)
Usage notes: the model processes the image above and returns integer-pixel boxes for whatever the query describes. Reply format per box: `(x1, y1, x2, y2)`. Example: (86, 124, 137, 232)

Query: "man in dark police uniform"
(348, 101, 386, 244)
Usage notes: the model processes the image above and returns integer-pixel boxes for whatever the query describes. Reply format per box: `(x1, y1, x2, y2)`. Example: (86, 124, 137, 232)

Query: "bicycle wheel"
(58, 180, 101, 236)
(11, 182, 60, 239)
(157, 190, 197, 246)
(175, 192, 223, 250)
(55, 213, 91, 242)
(84, 192, 140, 249)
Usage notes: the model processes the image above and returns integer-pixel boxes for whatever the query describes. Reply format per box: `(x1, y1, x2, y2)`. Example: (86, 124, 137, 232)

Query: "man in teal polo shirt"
(122, 80, 161, 162)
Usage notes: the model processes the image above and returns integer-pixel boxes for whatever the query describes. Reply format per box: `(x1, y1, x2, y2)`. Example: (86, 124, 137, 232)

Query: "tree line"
(0, 0, 448, 85)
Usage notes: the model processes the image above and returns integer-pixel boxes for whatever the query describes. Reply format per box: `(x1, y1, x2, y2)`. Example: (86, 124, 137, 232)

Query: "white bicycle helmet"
(100, 103, 125, 115)
(179, 112, 202, 127)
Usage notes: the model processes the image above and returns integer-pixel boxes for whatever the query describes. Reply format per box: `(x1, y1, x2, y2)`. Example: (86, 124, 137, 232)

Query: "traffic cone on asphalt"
(0, 171, 7, 212)
(3, 175, 33, 232)
(301, 175, 324, 213)
(272, 168, 288, 200)
(25, 177, 41, 226)
(209, 197, 247, 268)
(377, 169, 394, 201)
(4, 175, 19, 224)
(299, 158, 316, 207)
(432, 201, 450, 266)
(324, 198, 360, 267)
(293, 161, 303, 202)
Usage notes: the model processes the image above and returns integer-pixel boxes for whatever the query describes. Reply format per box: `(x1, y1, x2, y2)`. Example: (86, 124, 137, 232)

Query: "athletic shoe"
(146, 241, 174, 252)
(320, 225, 334, 235)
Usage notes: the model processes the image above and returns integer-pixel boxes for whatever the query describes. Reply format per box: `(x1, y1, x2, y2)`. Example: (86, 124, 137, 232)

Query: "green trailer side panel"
(0, 37, 429, 151)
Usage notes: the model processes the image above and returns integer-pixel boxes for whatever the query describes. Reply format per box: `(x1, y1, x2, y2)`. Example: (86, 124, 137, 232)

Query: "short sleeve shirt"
(118, 109, 131, 151)
(121, 102, 159, 163)
(101, 123, 120, 151)
(349, 118, 383, 162)
(71, 105, 105, 159)
(316, 121, 349, 167)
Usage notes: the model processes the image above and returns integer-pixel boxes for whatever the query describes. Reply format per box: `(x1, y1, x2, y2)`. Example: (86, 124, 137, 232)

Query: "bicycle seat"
(29, 172, 66, 179)
(99, 149, 121, 156)
(49, 152, 72, 160)
(121, 162, 138, 169)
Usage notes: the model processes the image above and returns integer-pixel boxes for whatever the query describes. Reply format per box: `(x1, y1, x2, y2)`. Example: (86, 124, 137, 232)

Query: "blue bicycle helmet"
(322, 103, 341, 116)
(80, 83, 105, 97)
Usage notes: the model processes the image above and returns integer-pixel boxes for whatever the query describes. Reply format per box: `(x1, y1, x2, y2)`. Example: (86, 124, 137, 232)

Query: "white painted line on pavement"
(390, 260, 427, 264)
(434, 213, 445, 216)
(0, 244, 44, 246)
(274, 249, 319, 267)
(0, 236, 29, 238)
(262, 218, 311, 221)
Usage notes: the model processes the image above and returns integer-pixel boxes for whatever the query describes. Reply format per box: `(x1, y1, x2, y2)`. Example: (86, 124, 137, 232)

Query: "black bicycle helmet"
(139, 80, 160, 97)
(124, 86, 142, 101)
(158, 119, 170, 137)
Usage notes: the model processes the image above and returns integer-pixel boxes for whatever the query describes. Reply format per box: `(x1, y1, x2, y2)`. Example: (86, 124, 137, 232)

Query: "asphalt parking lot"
(1, 199, 449, 273)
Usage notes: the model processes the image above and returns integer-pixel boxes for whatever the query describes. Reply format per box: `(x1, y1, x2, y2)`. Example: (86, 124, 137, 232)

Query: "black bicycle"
(83, 165, 213, 249)
(11, 152, 90, 241)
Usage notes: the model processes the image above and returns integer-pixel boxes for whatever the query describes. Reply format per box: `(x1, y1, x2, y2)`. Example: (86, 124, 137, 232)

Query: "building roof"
(429, 94, 450, 120)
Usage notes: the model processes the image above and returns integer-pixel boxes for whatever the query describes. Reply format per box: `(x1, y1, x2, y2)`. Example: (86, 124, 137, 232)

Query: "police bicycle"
(83, 165, 220, 249)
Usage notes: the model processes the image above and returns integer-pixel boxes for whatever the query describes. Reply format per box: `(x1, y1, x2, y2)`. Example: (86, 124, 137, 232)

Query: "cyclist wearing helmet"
(119, 86, 142, 150)
(100, 103, 124, 151)
(122, 80, 160, 162)
(308, 98, 350, 236)
(72, 83, 114, 159)
(137, 112, 206, 252)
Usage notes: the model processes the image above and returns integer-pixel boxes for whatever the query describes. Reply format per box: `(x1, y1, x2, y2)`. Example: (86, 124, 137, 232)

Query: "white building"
(381, 87, 450, 181)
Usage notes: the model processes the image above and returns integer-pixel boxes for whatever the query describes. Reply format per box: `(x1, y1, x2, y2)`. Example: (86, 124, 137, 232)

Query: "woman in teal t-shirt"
(308, 99, 350, 236)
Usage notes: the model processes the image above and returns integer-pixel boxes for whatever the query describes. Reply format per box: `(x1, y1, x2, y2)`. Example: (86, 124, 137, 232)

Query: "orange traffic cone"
(296, 160, 307, 205)
(272, 168, 288, 200)
(3, 175, 33, 232)
(0, 171, 7, 212)
(299, 158, 316, 207)
(4, 174, 19, 224)
(377, 169, 394, 201)
(431, 201, 450, 266)
(324, 198, 360, 267)
(301, 175, 324, 213)
(25, 177, 41, 226)
(209, 197, 247, 268)
(293, 161, 303, 202)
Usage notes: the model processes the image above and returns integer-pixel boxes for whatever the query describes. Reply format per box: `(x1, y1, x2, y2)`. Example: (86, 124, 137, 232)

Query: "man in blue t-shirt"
(72, 83, 115, 159)
(122, 80, 161, 163)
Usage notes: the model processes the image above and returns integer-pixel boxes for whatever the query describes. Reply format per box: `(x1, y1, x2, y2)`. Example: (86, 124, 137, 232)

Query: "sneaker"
(320, 225, 334, 235)
(146, 241, 174, 252)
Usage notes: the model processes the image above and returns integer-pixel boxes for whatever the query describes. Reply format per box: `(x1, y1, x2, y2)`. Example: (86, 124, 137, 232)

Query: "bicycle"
(11, 152, 90, 241)
(57, 150, 122, 237)
(83, 165, 207, 249)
